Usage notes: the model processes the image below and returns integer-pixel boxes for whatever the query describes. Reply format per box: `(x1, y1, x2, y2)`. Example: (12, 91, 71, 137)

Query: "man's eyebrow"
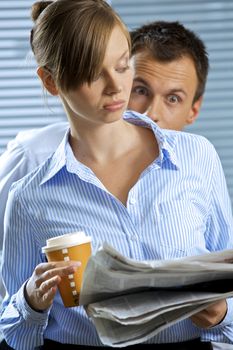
(168, 88, 187, 97)
(133, 77, 150, 86)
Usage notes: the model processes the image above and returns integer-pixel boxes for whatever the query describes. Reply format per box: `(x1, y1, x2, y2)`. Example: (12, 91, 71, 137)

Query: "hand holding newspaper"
(79, 244, 233, 347)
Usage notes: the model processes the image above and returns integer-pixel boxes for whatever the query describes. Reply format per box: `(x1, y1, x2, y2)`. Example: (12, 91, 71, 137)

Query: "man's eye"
(132, 86, 149, 96)
(167, 95, 180, 104)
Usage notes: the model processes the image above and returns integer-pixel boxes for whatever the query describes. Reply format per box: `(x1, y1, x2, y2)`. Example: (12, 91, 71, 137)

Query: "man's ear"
(186, 96, 203, 125)
(37, 67, 58, 96)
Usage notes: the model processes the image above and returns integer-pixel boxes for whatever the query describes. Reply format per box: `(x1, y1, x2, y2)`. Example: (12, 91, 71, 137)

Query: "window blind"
(0, 0, 65, 154)
(112, 0, 233, 206)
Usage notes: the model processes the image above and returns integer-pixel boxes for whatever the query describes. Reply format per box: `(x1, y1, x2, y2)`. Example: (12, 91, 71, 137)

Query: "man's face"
(128, 51, 202, 131)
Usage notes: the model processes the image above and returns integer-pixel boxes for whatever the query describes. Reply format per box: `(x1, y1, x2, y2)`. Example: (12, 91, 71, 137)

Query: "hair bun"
(31, 1, 53, 22)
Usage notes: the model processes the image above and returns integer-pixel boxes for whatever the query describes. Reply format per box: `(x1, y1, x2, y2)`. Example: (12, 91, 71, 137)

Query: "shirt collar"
(40, 111, 179, 185)
(124, 110, 179, 168)
(40, 130, 69, 185)
(40, 129, 106, 187)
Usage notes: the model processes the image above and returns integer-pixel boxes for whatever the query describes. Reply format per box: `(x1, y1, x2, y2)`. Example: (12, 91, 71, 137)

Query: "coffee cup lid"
(42, 231, 91, 253)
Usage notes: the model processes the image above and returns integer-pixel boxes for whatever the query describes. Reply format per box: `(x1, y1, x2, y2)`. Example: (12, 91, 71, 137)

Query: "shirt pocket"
(154, 199, 206, 254)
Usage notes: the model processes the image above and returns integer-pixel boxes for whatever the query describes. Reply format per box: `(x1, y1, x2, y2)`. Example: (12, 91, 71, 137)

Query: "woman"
(1, 1, 232, 349)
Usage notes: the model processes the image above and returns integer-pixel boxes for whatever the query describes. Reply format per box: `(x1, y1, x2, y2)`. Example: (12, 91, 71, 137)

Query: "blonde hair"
(30, 0, 131, 91)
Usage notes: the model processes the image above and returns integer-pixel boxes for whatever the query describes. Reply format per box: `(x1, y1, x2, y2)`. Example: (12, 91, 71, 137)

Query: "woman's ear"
(37, 67, 58, 96)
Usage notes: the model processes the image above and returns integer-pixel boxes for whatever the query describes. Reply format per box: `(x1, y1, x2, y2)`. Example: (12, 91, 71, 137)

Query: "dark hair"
(30, 0, 131, 92)
(130, 21, 209, 101)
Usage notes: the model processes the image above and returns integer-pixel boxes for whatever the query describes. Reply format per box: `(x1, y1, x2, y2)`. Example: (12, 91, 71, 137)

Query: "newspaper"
(80, 244, 233, 347)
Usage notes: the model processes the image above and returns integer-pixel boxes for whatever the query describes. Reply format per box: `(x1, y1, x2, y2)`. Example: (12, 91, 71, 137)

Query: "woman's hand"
(25, 261, 81, 311)
(191, 299, 227, 328)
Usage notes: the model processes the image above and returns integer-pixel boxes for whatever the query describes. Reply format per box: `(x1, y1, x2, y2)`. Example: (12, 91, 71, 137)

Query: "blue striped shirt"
(1, 112, 233, 349)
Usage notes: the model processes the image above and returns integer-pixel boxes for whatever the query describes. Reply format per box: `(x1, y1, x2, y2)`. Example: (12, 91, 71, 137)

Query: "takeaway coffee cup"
(42, 232, 91, 307)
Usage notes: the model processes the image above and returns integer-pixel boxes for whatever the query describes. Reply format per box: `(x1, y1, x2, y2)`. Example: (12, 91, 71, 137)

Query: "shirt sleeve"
(0, 185, 49, 350)
(0, 123, 68, 252)
(1, 282, 49, 350)
(205, 148, 233, 252)
(204, 147, 233, 339)
(200, 298, 233, 343)
(0, 137, 38, 251)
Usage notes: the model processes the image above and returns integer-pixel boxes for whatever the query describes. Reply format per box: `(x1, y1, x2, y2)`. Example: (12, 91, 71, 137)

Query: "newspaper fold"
(80, 245, 233, 347)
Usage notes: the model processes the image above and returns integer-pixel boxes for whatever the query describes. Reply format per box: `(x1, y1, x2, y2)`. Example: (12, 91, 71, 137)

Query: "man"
(128, 24, 231, 349)
(1, 21, 230, 349)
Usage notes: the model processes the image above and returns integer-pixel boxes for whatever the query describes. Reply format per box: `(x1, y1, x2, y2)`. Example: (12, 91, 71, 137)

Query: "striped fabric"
(1, 112, 233, 349)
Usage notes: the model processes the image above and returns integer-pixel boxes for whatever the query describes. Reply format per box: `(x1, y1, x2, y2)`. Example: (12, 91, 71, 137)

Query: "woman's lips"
(103, 100, 125, 112)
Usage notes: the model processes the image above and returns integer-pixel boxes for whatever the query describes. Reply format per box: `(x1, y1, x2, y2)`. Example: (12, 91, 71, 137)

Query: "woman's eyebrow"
(117, 50, 130, 61)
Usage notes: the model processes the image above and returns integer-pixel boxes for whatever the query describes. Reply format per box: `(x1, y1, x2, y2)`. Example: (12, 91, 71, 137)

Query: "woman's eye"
(93, 73, 103, 82)
(167, 95, 180, 104)
(131, 86, 149, 96)
(116, 65, 130, 73)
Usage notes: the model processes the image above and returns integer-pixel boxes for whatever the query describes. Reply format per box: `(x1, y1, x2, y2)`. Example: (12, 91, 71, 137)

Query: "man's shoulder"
(0, 121, 68, 182)
(12, 121, 68, 153)
(161, 128, 218, 170)
(165, 128, 215, 153)
(9, 156, 52, 199)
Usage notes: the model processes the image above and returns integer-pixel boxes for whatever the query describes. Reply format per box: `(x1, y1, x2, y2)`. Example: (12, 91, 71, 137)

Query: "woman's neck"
(69, 118, 136, 165)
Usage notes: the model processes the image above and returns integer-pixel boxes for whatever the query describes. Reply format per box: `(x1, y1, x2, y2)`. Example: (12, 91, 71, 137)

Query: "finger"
(190, 303, 225, 328)
(34, 276, 60, 310)
(35, 263, 81, 288)
(41, 284, 58, 307)
(35, 260, 81, 275)
(43, 264, 79, 280)
(191, 317, 213, 328)
(39, 275, 61, 295)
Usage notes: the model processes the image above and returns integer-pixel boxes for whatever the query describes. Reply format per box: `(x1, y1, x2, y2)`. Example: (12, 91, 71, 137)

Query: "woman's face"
(60, 25, 133, 126)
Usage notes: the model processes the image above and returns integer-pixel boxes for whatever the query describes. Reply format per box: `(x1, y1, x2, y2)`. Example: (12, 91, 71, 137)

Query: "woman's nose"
(105, 74, 122, 95)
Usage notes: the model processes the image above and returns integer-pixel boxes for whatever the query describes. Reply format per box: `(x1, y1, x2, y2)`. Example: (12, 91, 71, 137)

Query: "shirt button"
(129, 198, 136, 205)
(130, 235, 137, 241)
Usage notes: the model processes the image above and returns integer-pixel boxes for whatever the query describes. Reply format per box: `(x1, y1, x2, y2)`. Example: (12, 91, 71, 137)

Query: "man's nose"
(145, 99, 161, 121)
